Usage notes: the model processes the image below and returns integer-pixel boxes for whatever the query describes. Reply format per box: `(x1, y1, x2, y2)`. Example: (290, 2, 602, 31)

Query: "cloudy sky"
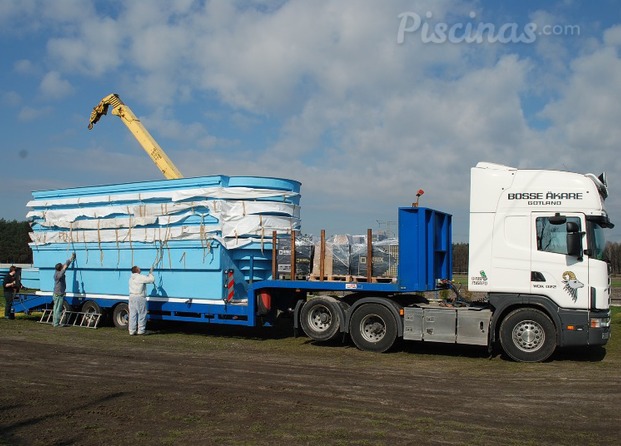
(1, 0, 620, 242)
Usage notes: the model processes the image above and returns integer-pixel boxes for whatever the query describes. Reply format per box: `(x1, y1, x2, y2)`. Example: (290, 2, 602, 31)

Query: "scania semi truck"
(12, 162, 613, 362)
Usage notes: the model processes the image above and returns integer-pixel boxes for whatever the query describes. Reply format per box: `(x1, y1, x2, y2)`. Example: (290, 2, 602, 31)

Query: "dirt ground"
(1, 311, 620, 446)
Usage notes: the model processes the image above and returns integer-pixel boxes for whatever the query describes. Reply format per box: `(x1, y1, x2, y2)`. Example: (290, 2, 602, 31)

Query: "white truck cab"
(468, 162, 612, 361)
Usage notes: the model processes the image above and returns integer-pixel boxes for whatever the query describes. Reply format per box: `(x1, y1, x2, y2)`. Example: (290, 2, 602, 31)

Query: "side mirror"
(566, 221, 583, 259)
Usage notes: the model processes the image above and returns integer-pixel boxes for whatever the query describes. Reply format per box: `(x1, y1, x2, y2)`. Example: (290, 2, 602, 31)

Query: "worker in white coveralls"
(128, 265, 155, 335)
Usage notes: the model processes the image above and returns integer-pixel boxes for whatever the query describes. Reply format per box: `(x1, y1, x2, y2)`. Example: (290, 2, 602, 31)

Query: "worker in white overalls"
(128, 265, 154, 335)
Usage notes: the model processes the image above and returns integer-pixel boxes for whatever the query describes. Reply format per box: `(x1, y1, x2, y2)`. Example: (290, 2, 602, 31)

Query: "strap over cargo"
(27, 183, 302, 250)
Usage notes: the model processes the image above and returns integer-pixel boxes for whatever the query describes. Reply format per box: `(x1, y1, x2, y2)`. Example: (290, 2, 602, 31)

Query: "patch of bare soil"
(0, 316, 620, 446)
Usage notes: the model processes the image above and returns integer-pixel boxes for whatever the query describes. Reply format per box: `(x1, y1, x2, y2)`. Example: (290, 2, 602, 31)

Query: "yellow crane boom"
(88, 93, 184, 180)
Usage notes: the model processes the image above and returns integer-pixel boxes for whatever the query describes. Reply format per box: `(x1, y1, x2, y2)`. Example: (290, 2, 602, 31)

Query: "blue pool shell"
(28, 174, 301, 301)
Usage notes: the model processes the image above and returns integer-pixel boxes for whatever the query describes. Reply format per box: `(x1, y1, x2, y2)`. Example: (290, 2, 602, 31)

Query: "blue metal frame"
(397, 207, 452, 291)
(13, 293, 258, 327)
(248, 279, 399, 294)
(147, 299, 255, 326)
(12, 294, 51, 314)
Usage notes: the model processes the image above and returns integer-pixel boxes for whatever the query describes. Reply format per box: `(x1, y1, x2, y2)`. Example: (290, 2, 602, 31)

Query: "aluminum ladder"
(39, 309, 102, 329)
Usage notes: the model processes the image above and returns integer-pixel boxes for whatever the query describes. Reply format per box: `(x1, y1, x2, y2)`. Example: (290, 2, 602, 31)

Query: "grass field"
(1, 301, 620, 445)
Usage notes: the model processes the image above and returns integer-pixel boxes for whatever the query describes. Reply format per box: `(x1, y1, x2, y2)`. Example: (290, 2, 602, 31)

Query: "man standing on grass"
(128, 265, 154, 336)
(53, 253, 76, 327)
(3, 266, 20, 319)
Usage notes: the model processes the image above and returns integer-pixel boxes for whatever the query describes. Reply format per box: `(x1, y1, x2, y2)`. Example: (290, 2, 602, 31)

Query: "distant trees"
(0, 219, 32, 264)
(452, 243, 469, 274)
(605, 242, 621, 275)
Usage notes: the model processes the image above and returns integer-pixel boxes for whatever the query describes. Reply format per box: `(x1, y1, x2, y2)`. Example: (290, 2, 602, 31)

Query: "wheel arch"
(61, 299, 73, 313)
(81, 299, 103, 313)
(488, 293, 561, 345)
(343, 296, 403, 337)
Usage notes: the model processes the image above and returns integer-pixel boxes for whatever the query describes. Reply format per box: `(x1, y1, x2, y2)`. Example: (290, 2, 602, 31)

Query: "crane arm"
(88, 93, 184, 180)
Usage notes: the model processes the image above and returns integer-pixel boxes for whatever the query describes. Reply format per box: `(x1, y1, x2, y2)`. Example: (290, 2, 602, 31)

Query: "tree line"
(604, 242, 621, 275)
(0, 219, 33, 264)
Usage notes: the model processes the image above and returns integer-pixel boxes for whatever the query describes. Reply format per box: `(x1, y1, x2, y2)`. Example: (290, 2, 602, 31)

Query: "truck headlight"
(590, 317, 611, 329)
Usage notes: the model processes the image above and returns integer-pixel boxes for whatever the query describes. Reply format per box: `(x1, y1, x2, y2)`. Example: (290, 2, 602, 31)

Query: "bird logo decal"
(561, 271, 584, 302)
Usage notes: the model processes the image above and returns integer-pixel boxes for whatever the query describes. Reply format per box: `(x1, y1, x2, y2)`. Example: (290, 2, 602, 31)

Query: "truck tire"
(59, 301, 73, 325)
(350, 303, 397, 353)
(81, 301, 104, 327)
(499, 308, 556, 362)
(300, 296, 341, 342)
(112, 303, 129, 329)
(62, 300, 73, 313)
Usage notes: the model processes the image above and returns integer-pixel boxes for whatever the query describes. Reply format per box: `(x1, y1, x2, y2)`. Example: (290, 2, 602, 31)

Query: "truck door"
(531, 213, 589, 310)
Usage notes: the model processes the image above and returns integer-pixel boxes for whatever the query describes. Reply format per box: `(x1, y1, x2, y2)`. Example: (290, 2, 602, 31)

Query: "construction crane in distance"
(88, 93, 184, 180)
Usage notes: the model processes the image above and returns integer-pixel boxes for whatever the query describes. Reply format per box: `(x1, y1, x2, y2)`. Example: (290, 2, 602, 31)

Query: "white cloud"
(2, 91, 22, 107)
(39, 0, 95, 23)
(18, 105, 52, 121)
(47, 15, 124, 76)
(0, 0, 37, 32)
(14, 59, 36, 74)
(143, 113, 220, 151)
(529, 10, 572, 78)
(603, 24, 621, 46)
(39, 71, 73, 98)
(535, 27, 621, 230)
(540, 42, 621, 154)
(35, 145, 161, 184)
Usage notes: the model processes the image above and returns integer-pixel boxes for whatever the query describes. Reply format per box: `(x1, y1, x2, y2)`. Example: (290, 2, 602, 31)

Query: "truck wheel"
(350, 304, 397, 353)
(112, 303, 129, 329)
(300, 296, 341, 342)
(81, 301, 103, 328)
(499, 308, 556, 362)
(59, 301, 73, 325)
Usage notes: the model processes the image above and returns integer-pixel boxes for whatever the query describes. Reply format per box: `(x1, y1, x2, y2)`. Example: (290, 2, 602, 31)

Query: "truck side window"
(536, 217, 581, 255)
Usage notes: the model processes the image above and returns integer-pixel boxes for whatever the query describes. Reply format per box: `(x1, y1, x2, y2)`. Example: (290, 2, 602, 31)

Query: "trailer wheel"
(81, 301, 104, 327)
(58, 300, 73, 325)
(499, 308, 556, 363)
(62, 300, 73, 313)
(300, 297, 341, 342)
(112, 303, 129, 329)
(350, 303, 397, 353)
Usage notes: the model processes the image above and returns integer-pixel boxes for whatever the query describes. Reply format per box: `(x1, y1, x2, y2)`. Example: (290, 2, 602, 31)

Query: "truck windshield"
(586, 219, 607, 261)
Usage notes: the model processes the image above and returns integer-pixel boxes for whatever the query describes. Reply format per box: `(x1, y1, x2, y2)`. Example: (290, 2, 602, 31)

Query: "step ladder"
(39, 309, 102, 329)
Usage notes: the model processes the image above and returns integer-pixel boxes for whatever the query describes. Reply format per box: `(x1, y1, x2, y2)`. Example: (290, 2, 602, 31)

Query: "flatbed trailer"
(14, 205, 460, 350)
